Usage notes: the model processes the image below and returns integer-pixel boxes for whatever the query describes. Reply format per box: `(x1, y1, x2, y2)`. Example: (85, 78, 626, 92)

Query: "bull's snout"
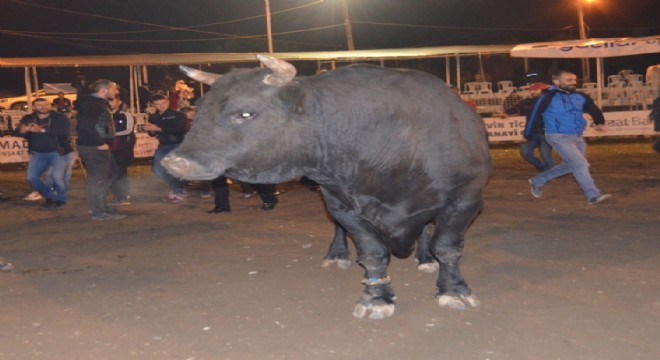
(161, 153, 220, 180)
(161, 154, 193, 178)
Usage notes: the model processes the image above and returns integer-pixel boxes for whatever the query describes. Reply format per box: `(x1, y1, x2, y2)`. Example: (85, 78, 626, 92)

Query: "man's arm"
(582, 94, 605, 126)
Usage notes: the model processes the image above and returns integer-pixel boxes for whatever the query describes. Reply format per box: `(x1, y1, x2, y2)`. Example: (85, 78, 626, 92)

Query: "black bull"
(163, 55, 492, 319)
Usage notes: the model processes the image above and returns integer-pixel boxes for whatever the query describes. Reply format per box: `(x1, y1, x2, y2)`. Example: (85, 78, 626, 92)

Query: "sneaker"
(261, 201, 278, 211)
(108, 199, 131, 206)
(165, 193, 186, 203)
(528, 178, 542, 198)
(41, 199, 56, 209)
(92, 212, 127, 221)
(199, 191, 212, 199)
(23, 191, 43, 201)
(588, 193, 611, 205)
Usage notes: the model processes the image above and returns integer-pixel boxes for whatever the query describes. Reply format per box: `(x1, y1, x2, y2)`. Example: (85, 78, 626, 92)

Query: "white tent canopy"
(511, 35, 660, 107)
(510, 35, 659, 59)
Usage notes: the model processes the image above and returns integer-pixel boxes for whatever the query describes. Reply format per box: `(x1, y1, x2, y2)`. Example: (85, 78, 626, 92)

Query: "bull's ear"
(179, 65, 221, 85)
(257, 54, 296, 87)
(278, 85, 307, 116)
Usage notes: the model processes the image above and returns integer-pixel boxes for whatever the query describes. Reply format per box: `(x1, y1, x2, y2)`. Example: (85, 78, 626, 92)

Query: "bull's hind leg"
(415, 223, 439, 273)
(432, 196, 482, 310)
(321, 189, 395, 320)
(321, 221, 352, 270)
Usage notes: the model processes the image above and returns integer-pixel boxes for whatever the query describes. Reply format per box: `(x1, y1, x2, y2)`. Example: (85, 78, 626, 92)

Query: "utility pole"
(265, 0, 274, 54)
(341, 0, 355, 50)
(577, 0, 591, 82)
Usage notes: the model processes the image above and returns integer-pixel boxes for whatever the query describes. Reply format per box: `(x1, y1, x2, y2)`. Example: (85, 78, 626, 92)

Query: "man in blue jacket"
(526, 69, 611, 205)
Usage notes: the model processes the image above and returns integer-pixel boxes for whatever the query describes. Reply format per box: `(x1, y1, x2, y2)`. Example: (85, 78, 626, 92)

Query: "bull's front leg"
(352, 239, 396, 320)
(320, 189, 396, 319)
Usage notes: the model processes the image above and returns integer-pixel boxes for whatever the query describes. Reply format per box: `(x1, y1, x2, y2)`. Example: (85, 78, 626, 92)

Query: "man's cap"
(529, 83, 550, 90)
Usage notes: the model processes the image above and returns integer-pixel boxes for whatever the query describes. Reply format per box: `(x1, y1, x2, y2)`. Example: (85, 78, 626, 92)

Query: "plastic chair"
(497, 81, 514, 92)
(582, 83, 598, 90)
(626, 74, 643, 83)
(608, 74, 623, 84)
(618, 69, 634, 78)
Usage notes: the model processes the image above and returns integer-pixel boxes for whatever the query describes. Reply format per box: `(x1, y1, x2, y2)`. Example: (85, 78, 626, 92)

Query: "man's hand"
(595, 124, 606, 132)
(97, 144, 110, 150)
(142, 123, 161, 132)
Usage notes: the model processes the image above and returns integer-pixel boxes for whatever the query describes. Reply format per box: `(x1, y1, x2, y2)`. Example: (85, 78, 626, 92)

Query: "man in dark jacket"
(17, 98, 72, 209)
(527, 69, 611, 205)
(143, 94, 188, 202)
(74, 79, 125, 220)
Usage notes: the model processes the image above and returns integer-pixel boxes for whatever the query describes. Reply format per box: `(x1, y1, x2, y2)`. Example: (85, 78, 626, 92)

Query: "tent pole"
(198, 64, 204, 97)
(24, 67, 33, 112)
(142, 65, 149, 85)
(456, 55, 461, 92)
(524, 58, 529, 74)
(596, 57, 603, 108)
(445, 56, 451, 85)
(129, 66, 135, 113)
(31, 67, 39, 96)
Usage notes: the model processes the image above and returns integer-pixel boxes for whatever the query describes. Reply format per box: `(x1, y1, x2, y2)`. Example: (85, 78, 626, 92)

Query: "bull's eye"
(230, 111, 256, 125)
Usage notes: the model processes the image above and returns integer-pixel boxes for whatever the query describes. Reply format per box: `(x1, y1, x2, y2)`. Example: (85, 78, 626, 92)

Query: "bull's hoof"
(417, 262, 439, 273)
(321, 258, 352, 270)
(352, 302, 396, 320)
(437, 294, 480, 311)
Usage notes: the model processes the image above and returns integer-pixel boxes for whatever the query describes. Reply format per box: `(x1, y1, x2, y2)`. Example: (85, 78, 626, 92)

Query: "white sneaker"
(164, 193, 186, 203)
(23, 191, 43, 201)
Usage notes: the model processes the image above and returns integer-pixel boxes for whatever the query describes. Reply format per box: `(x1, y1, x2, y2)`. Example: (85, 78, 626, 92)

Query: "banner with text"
(1, 110, 656, 163)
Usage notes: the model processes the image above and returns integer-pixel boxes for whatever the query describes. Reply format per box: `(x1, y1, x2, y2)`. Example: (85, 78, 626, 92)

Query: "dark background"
(0, 0, 658, 94)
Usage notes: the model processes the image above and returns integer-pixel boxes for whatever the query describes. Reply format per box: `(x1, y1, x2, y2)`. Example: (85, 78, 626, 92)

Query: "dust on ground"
(1, 139, 659, 360)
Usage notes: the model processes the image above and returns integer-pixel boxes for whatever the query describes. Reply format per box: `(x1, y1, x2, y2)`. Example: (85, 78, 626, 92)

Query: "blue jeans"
(27, 151, 68, 202)
(152, 143, 185, 194)
(532, 133, 601, 200)
(520, 134, 554, 171)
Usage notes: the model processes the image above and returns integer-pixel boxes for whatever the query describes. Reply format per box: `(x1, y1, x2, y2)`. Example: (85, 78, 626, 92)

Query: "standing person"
(142, 95, 188, 203)
(180, 106, 211, 198)
(108, 97, 136, 205)
(16, 98, 72, 209)
(74, 79, 125, 220)
(527, 69, 611, 205)
(650, 97, 660, 153)
(207, 176, 278, 213)
(52, 92, 73, 113)
(500, 83, 555, 171)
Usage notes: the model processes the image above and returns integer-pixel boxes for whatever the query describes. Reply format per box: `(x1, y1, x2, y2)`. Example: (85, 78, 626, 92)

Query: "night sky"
(0, 0, 658, 92)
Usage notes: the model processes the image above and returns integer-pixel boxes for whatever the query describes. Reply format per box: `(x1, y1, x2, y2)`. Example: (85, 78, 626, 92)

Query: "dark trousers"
(110, 147, 134, 201)
(77, 145, 119, 215)
(211, 177, 277, 209)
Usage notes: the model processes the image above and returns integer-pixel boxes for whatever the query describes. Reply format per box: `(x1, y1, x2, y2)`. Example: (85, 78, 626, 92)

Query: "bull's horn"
(257, 54, 296, 86)
(179, 65, 221, 85)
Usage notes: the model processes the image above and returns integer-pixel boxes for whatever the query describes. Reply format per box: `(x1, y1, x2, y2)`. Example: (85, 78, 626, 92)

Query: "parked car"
(0, 90, 77, 111)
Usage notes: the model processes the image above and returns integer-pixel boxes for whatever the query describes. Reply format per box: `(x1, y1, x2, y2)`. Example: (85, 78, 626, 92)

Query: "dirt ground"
(1, 139, 659, 360)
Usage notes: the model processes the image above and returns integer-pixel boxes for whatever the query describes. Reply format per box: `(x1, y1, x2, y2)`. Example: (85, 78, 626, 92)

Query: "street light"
(577, 0, 596, 82)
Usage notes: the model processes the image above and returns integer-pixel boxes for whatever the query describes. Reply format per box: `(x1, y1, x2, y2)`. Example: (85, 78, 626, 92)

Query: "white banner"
(484, 110, 655, 142)
(511, 35, 660, 58)
(1, 110, 656, 163)
(0, 133, 159, 163)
